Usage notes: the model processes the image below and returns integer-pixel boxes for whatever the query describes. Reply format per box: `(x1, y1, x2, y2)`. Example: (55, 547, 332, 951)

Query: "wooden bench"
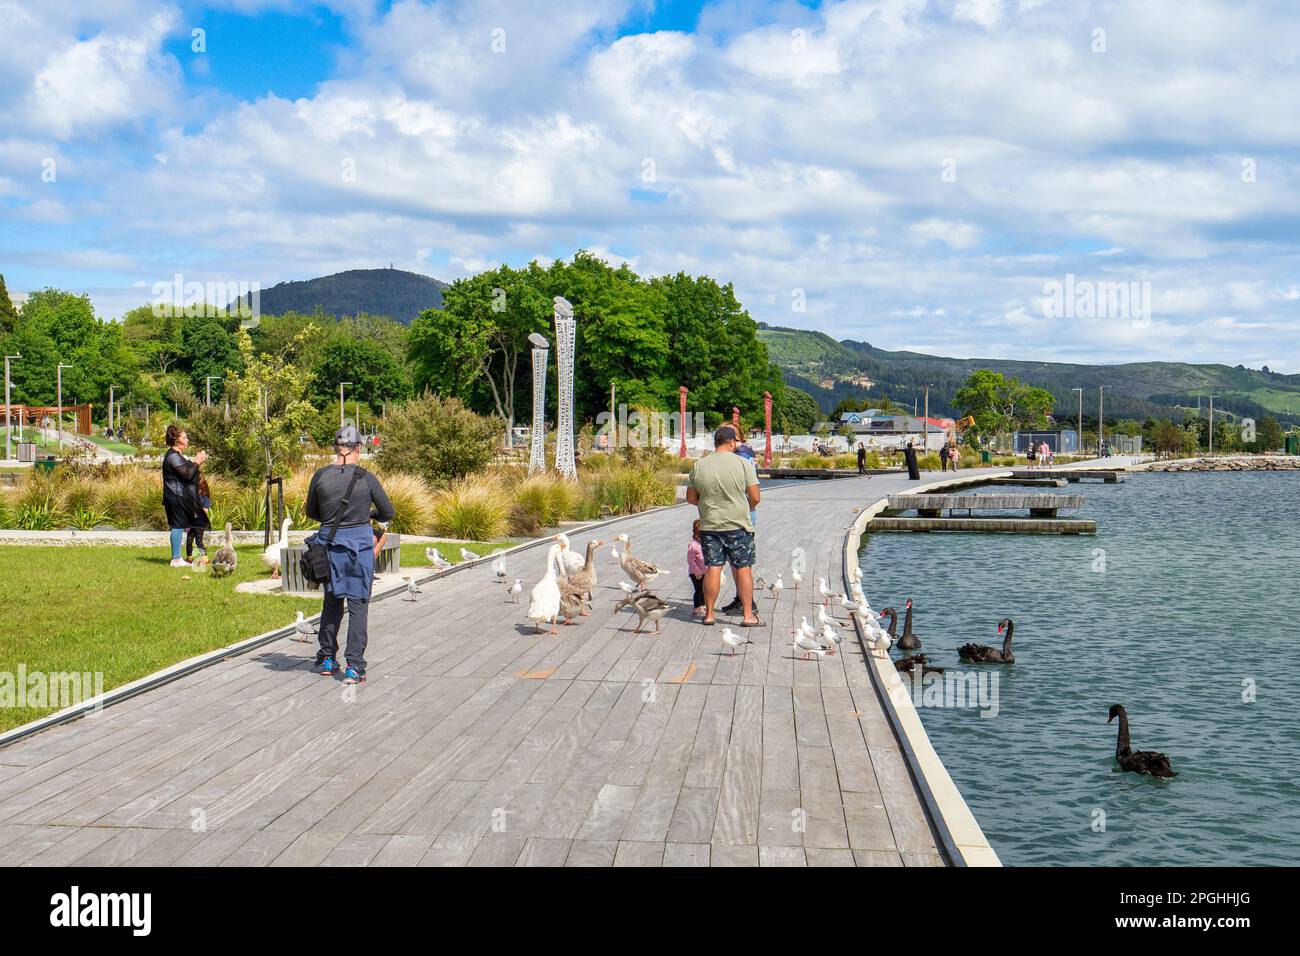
(279, 533, 402, 595)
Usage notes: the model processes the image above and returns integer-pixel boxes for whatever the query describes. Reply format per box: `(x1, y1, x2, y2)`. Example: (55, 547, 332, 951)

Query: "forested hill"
(239, 268, 447, 324)
(757, 323, 1300, 425)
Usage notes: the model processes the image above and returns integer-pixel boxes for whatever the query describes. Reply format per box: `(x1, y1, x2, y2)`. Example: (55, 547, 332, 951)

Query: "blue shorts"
(699, 528, 756, 569)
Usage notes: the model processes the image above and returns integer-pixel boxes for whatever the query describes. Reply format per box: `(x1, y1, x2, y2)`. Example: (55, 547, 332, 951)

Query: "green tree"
(312, 337, 411, 410)
(0, 274, 18, 334)
(953, 370, 1054, 440)
(774, 386, 821, 434)
(376, 393, 502, 483)
(181, 317, 241, 398)
(1258, 415, 1284, 451)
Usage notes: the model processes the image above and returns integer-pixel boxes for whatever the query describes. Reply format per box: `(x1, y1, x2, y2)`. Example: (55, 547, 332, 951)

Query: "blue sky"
(1, 0, 1298, 370)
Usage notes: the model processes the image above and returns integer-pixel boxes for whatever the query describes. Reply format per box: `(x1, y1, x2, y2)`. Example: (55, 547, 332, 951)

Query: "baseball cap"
(713, 426, 738, 446)
(334, 424, 362, 448)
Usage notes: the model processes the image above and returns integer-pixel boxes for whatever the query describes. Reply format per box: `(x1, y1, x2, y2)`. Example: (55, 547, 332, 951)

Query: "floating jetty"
(1010, 468, 1122, 483)
(868, 516, 1096, 534)
(885, 493, 1085, 518)
(874, 491, 1094, 533)
(757, 467, 897, 479)
(987, 477, 1067, 488)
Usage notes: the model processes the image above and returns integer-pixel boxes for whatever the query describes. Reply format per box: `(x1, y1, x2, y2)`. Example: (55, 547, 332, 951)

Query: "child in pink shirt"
(688, 519, 706, 617)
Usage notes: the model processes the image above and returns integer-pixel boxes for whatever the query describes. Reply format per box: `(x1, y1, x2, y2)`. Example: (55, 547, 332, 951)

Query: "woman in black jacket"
(162, 424, 207, 567)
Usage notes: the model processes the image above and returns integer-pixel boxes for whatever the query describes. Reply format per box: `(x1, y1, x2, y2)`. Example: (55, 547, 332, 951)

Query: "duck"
(894, 653, 944, 676)
(211, 523, 238, 578)
(613, 533, 669, 587)
(615, 591, 670, 633)
(1107, 704, 1177, 778)
(720, 626, 753, 657)
(563, 538, 603, 606)
(554, 533, 586, 576)
(958, 618, 1016, 663)
(527, 541, 565, 635)
(897, 598, 921, 651)
(426, 547, 452, 571)
(262, 517, 292, 578)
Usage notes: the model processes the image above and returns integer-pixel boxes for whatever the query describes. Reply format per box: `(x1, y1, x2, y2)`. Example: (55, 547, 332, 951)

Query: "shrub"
(582, 463, 675, 516)
(375, 471, 436, 534)
(430, 474, 511, 540)
(15, 501, 60, 530)
(376, 394, 502, 484)
(68, 507, 113, 531)
(510, 473, 581, 534)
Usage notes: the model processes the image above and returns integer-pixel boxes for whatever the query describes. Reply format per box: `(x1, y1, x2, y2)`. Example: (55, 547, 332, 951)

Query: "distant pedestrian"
(162, 425, 207, 568)
(948, 444, 960, 470)
(857, 442, 867, 475)
(939, 441, 950, 472)
(304, 424, 396, 685)
(1039, 441, 1052, 468)
(903, 440, 920, 480)
(1026, 444, 1037, 468)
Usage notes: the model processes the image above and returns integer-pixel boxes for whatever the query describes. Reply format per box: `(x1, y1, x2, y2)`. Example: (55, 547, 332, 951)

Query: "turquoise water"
(859, 472, 1300, 866)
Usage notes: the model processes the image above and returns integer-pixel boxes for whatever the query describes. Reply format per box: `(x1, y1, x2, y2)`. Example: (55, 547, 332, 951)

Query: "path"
(0, 459, 1135, 867)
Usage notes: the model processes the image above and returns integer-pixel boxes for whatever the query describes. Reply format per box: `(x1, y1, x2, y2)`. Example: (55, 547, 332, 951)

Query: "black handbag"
(299, 466, 365, 587)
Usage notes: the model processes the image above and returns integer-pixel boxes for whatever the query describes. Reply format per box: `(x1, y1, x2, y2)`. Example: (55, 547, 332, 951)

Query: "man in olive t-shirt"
(687, 427, 762, 626)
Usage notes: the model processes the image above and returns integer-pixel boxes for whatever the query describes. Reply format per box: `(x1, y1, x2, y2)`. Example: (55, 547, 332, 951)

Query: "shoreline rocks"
(1141, 456, 1300, 473)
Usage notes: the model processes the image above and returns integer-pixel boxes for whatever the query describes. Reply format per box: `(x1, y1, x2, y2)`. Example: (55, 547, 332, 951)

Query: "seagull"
(817, 577, 835, 605)
(868, 627, 892, 658)
(617, 580, 638, 593)
(790, 568, 803, 590)
(510, 578, 522, 603)
(610, 544, 621, 563)
(821, 622, 841, 654)
(403, 576, 422, 601)
(460, 547, 481, 562)
(492, 556, 507, 582)
(838, 593, 862, 613)
(815, 604, 841, 630)
(426, 548, 451, 571)
(850, 566, 863, 584)
(720, 627, 753, 657)
(790, 630, 829, 660)
(770, 575, 783, 602)
(796, 616, 818, 641)
(293, 610, 316, 643)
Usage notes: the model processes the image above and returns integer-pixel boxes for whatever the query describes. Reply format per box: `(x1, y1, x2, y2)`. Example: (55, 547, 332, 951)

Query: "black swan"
(958, 618, 1015, 663)
(1108, 704, 1177, 778)
(898, 598, 921, 650)
(894, 653, 944, 675)
(879, 607, 898, 641)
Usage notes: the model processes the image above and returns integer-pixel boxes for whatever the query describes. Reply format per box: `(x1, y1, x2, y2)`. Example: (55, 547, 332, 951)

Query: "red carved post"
(763, 391, 773, 467)
(679, 386, 688, 459)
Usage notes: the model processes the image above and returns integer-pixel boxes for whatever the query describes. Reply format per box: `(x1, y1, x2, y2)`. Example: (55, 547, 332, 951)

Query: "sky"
(1, 0, 1298, 371)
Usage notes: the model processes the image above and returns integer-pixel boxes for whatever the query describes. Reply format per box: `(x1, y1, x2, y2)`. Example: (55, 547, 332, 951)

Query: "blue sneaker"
(318, 657, 337, 675)
(343, 666, 365, 685)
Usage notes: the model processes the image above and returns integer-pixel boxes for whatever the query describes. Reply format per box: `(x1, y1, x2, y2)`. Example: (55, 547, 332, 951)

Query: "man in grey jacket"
(304, 425, 395, 685)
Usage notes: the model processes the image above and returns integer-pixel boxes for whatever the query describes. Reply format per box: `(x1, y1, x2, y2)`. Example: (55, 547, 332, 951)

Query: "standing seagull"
(769, 574, 784, 602)
(403, 576, 422, 602)
(293, 610, 317, 643)
(817, 577, 835, 606)
(426, 547, 452, 571)
(720, 627, 753, 657)
(821, 622, 841, 654)
(492, 556, 508, 582)
(510, 578, 522, 603)
(460, 547, 481, 563)
(790, 568, 803, 590)
(790, 630, 829, 660)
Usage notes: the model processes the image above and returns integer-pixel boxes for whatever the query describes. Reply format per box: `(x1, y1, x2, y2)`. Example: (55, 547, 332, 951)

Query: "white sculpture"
(528, 332, 549, 475)
(553, 296, 577, 479)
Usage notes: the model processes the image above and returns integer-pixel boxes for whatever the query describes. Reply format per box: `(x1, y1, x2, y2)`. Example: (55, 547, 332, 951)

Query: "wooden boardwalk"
(0, 466, 1036, 867)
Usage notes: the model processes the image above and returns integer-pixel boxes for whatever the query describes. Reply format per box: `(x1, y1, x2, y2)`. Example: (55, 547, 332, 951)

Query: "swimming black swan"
(958, 618, 1015, 663)
(1108, 704, 1177, 778)
(894, 653, 944, 675)
(898, 598, 921, 650)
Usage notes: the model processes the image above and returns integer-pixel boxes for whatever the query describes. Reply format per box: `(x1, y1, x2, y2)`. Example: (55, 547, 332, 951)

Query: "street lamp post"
(206, 376, 222, 406)
(4, 352, 19, 462)
(339, 382, 352, 428)
(1071, 387, 1083, 457)
(1098, 385, 1109, 457)
(57, 363, 73, 450)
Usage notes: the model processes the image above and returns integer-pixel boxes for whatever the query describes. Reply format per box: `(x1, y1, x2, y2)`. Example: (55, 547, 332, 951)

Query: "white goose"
(262, 518, 292, 578)
(613, 533, 669, 587)
(554, 533, 586, 576)
(527, 541, 565, 635)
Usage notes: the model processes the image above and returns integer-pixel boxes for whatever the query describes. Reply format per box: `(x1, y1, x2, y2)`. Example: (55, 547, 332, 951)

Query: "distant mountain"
(757, 323, 1300, 426)
(241, 268, 447, 324)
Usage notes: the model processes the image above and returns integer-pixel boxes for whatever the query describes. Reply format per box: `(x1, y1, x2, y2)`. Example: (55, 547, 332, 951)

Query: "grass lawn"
(84, 433, 140, 455)
(0, 538, 515, 731)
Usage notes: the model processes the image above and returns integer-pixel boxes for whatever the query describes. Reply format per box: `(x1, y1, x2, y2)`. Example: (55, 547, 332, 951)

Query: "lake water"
(859, 471, 1300, 866)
